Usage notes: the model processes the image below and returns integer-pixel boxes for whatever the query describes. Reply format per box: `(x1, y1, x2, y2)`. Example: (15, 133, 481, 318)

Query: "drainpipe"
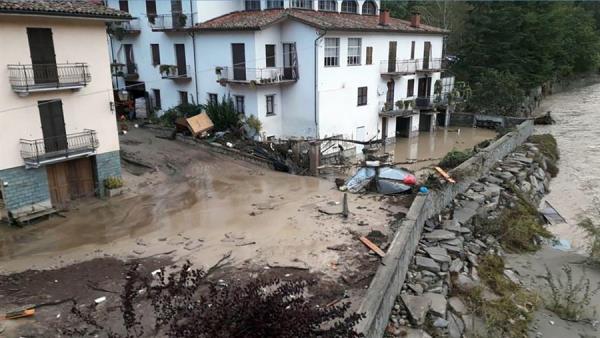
(189, 0, 199, 104)
(314, 29, 326, 139)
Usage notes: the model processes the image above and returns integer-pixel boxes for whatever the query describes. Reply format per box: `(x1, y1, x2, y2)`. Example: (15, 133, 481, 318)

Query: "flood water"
(381, 127, 497, 171)
(536, 83, 600, 254)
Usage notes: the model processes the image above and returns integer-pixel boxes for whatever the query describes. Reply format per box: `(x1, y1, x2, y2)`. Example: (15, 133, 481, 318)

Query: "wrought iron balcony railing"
(218, 66, 298, 85)
(380, 58, 445, 75)
(111, 62, 138, 79)
(108, 19, 141, 35)
(20, 130, 99, 168)
(149, 12, 194, 31)
(8, 63, 91, 94)
(160, 64, 191, 79)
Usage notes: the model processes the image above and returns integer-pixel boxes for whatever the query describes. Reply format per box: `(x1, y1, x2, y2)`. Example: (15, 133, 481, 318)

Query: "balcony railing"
(218, 66, 298, 86)
(379, 100, 416, 117)
(108, 19, 141, 35)
(8, 63, 91, 94)
(149, 12, 194, 31)
(111, 62, 138, 79)
(160, 64, 191, 80)
(415, 96, 434, 109)
(20, 130, 99, 168)
(380, 58, 445, 75)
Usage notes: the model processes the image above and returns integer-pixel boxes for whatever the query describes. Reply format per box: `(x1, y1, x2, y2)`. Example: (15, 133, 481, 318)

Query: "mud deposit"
(536, 83, 600, 254)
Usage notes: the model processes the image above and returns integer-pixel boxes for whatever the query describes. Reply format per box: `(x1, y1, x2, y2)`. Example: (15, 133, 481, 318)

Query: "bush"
(158, 103, 203, 127)
(529, 134, 559, 162)
(68, 261, 364, 338)
(202, 95, 241, 132)
(543, 264, 600, 321)
(104, 176, 124, 189)
(578, 218, 600, 264)
(439, 149, 473, 170)
(246, 115, 262, 133)
(468, 69, 525, 116)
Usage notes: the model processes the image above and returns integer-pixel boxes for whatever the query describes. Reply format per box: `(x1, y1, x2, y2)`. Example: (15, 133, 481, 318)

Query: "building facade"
(0, 1, 128, 222)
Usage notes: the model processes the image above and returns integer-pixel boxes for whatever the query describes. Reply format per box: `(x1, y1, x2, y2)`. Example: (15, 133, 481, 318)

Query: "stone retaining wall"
(356, 120, 534, 337)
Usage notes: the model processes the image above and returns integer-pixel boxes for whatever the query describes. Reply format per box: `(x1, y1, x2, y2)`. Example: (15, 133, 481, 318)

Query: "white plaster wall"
(0, 16, 120, 170)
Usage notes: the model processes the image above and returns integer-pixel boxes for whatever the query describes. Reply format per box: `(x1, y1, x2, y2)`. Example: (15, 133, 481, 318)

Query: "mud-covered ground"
(0, 125, 413, 335)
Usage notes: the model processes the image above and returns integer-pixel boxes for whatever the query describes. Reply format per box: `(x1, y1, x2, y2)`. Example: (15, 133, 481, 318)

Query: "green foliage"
(543, 265, 600, 321)
(158, 103, 203, 127)
(578, 218, 600, 264)
(245, 115, 262, 133)
(479, 255, 518, 295)
(439, 149, 472, 170)
(104, 176, 124, 189)
(202, 95, 241, 132)
(529, 134, 559, 162)
(469, 69, 525, 116)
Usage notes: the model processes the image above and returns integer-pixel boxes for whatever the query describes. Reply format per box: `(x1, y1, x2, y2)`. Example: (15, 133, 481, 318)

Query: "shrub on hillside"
(202, 95, 241, 132)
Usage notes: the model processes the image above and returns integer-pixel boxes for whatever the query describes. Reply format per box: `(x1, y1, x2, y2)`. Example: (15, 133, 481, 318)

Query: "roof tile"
(0, 0, 131, 19)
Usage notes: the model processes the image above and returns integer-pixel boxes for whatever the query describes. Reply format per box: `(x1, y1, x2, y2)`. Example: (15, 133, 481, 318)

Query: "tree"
(468, 69, 524, 116)
(202, 95, 241, 132)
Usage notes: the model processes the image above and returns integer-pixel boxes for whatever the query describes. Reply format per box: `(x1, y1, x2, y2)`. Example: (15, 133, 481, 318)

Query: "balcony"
(111, 62, 138, 80)
(160, 64, 191, 80)
(20, 130, 99, 168)
(108, 19, 141, 36)
(380, 58, 445, 76)
(415, 96, 434, 109)
(379, 100, 417, 118)
(217, 66, 298, 86)
(149, 13, 194, 32)
(8, 63, 91, 95)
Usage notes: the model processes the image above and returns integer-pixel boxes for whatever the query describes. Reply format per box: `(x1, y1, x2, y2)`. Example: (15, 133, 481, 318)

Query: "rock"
(133, 249, 144, 255)
(424, 292, 447, 318)
(401, 294, 432, 326)
(449, 259, 463, 273)
(407, 283, 424, 295)
(442, 238, 463, 247)
(447, 311, 465, 338)
(484, 175, 503, 185)
(453, 201, 480, 225)
(398, 328, 432, 338)
(443, 244, 463, 257)
(466, 242, 481, 255)
(453, 273, 477, 292)
(467, 253, 478, 266)
(424, 246, 451, 263)
(442, 220, 461, 232)
(481, 288, 500, 301)
(433, 317, 449, 328)
(424, 230, 456, 241)
(503, 269, 521, 285)
(415, 256, 441, 273)
(448, 297, 467, 315)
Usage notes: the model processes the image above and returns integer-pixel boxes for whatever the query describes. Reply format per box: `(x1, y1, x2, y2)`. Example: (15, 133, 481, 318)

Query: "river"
(536, 83, 600, 254)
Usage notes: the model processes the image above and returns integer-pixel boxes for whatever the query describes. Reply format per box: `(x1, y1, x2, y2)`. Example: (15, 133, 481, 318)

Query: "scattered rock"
(433, 317, 449, 328)
(415, 256, 441, 273)
(453, 273, 477, 292)
(424, 230, 456, 241)
(448, 297, 467, 315)
(447, 311, 465, 338)
(401, 294, 432, 326)
(424, 292, 447, 318)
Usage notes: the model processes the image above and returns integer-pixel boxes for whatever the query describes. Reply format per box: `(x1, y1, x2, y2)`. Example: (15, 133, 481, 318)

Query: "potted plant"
(178, 13, 187, 27)
(104, 176, 124, 198)
(215, 66, 224, 75)
(434, 79, 443, 96)
(384, 102, 393, 111)
(159, 64, 176, 77)
(395, 100, 403, 110)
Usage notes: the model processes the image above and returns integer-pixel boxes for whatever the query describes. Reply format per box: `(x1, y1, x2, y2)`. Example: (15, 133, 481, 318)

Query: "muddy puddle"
(536, 83, 600, 254)
(380, 127, 496, 171)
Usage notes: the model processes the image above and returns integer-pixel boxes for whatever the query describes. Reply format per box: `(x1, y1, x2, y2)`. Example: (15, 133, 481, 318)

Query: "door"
(387, 41, 397, 73)
(175, 44, 187, 76)
(386, 79, 395, 109)
(232, 43, 246, 81)
(124, 44, 135, 75)
(47, 157, 95, 209)
(283, 43, 298, 80)
(417, 77, 432, 108)
(171, 0, 184, 28)
(355, 126, 366, 154)
(39, 100, 67, 154)
(27, 28, 57, 85)
(423, 41, 431, 70)
(382, 117, 388, 140)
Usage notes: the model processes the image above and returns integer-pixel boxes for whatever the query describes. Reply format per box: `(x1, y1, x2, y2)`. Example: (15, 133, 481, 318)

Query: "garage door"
(47, 157, 95, 209)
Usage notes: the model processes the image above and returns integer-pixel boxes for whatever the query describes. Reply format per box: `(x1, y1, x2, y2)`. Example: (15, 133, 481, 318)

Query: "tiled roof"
(0, 0, 132, 19)
(194, 9, 448, 34)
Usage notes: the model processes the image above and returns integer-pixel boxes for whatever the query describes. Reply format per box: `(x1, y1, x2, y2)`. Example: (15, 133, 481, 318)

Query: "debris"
(342, 193, 349, 218)
(346, 167, 376, 193)
(534, 111, 555, 125)
(401, 294, 432, 326)
(186, 113, 214, 136)
(2, 308, 35, 320)
(435, 166, 456, 184)
(424, 292, 447, 318)
(540, 200, 566, 225)
(94, 296, 106, 304)
(415, 256, 441, 273)
(235, 241, 256, 247)
(359, 236, 386, 257)
(327, 244, 347, 251)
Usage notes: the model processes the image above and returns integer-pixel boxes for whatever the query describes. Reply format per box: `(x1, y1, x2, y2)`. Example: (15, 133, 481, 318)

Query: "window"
(266, 0, 284, 8)
(119, 0, 129, 12)
(208, 93, 218, 105)
(291, 0, 312, 9)
(341, 0, 358, 13)
(362, 0, 377, 15)
(266, 95, 275, 116)
(153, 89, 161, 109)
(407, 79, 415, 97)
(266, 44, 276, 67)
(366, 46, 373, 65)
(245, 0, 261, 11)
(151, 44, 160, 65)
(347, 38, 362, 65)
(179, 91, 188, 105)
(324, 38, 339, 67)
(410, 41, 415, 60)
(146, 0, 156, 15)
(235, 95, 245, 114)
(357, 86, 368, 106)
(319, 0, 337, 12)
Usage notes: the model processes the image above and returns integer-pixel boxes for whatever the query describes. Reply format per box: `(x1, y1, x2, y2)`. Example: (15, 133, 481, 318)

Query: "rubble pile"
(386, 142, 554, 337)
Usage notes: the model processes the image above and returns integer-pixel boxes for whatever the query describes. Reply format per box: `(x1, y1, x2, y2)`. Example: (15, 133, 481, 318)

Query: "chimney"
(379, 9, 390, 26)
(411, 12, 421, 28)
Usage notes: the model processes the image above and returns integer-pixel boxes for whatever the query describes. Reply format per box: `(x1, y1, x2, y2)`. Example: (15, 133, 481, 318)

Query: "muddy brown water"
(536, 83, 600, 254)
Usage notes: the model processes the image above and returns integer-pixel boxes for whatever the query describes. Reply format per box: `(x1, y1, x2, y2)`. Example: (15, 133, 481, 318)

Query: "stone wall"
(356, 120, 534, 337)
(95, 150, 122, 198)
(0, 165, 51, 217)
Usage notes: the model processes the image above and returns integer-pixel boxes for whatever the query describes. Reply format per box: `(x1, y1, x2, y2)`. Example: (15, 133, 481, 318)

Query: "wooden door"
(175, 44, 187, 76)
(39, 100, 67, 153)
(283, 43, 297, 80)
(124, 44, 135, 74)
(27, 28, 57, 84)
(232, 43, 246, 81)
(386, 79, 395, 108)
(47, 158, 95, 209)
(171, 0, 184, 28)
(418, 77, 431, 97)
(387, 41, 397, 72)
(382, 117, 388, 140)
(47, 162, 70, 208)
(423, 41, 431, 69)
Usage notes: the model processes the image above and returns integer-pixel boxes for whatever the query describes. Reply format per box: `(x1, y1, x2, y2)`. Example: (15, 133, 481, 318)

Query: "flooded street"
(382, 127, 496, 171)
(537, 83, 600, 254)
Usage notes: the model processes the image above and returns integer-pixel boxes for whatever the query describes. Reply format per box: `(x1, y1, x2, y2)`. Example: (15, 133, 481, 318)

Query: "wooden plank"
(434, 166, 456, 184)
(359, 236, 386, 258)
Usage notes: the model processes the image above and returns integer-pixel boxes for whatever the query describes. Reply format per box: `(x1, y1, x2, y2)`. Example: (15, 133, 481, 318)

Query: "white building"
(106, 0, 449, 143)
(0, 0, 127, 222)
